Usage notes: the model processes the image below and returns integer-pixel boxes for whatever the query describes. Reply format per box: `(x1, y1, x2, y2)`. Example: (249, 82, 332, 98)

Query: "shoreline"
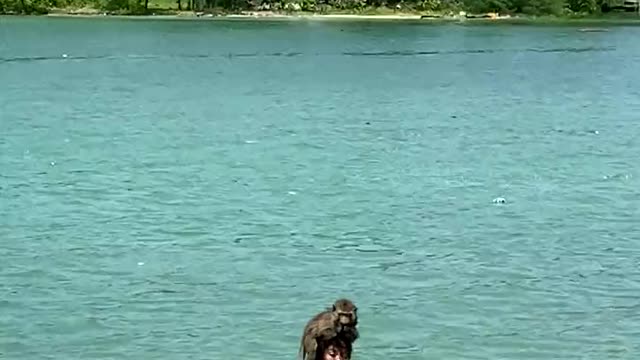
(4, 9, 640, 24)
(45, 12, 426, 20)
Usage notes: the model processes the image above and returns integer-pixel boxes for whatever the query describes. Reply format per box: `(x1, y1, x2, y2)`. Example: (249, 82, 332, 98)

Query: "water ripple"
(0, 46, 615, 63)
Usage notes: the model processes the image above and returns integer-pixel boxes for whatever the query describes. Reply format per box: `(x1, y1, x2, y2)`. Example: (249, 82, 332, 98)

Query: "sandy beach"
(225, 12, 424, 20)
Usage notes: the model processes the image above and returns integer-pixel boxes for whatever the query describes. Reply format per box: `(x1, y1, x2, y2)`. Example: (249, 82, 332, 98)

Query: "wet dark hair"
(315, 336, 351, 360)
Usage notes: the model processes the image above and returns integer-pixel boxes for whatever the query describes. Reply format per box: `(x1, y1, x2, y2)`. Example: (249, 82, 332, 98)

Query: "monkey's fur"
(299, 299, 359, 360)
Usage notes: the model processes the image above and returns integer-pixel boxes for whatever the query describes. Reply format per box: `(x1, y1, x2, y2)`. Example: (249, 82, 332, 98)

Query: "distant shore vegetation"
(1, 0, 639, 20)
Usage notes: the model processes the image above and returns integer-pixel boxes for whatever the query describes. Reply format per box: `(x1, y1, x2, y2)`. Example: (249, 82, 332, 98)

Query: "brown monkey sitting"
(300, 299, 359, 360)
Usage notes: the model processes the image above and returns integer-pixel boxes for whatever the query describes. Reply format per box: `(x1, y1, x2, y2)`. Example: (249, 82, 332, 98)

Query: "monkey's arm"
(342, 327, 359, 343)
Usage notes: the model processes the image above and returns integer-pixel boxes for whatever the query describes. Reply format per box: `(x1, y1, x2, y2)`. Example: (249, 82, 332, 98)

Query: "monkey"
(299, 299, 359, 360)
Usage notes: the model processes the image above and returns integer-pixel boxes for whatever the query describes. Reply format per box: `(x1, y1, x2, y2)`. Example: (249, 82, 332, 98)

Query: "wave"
(342, 46, 614, 57)
(0, 46, 614, 63)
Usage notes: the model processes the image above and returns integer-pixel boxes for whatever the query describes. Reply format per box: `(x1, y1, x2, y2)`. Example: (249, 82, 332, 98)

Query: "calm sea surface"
(1, 16, 640, 360)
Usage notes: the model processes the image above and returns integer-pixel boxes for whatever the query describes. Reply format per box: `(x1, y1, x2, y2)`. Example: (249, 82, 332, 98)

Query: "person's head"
(323, 343, 344, 360)
(318, 337, 350, 360)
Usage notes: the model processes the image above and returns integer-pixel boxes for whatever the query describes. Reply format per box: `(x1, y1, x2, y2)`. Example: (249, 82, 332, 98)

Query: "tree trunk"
(144, 0, 149, 10)
(177, 0, 182, 10)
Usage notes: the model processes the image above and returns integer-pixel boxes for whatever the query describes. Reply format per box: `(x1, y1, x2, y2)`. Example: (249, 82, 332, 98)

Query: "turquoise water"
(1, 16, 640, 359)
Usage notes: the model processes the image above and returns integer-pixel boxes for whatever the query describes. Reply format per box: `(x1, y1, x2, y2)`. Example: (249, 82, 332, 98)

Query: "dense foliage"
(0, 0, 632, 18)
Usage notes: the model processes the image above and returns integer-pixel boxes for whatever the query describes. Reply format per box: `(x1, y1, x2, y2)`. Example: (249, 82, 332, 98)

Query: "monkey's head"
(332, 298, 357, 326)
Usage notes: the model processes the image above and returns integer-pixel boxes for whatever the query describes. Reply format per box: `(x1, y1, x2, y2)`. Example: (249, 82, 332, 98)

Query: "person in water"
(316, 336, 351, 360)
